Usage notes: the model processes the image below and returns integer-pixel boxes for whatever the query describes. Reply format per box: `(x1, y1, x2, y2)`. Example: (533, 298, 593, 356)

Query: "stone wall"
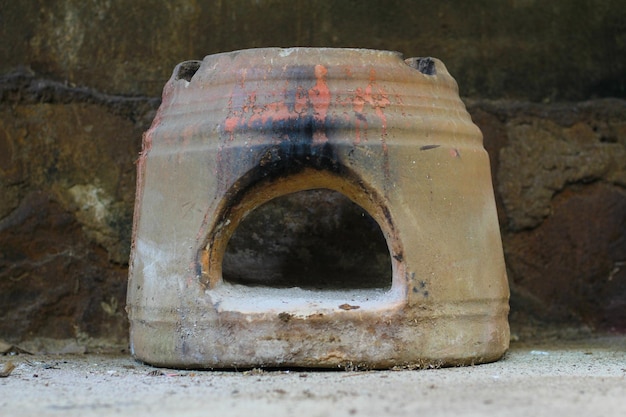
(470, 99, 626, 333)
(1, 0, 625, 350)
(2, 0, 625, 101)
(0, 72, 157, 349)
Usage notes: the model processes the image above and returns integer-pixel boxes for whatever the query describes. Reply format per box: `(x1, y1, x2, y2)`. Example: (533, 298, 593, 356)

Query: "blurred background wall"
(1, 0, 625, 351)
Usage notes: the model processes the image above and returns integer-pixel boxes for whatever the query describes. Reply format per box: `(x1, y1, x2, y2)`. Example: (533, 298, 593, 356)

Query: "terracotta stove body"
(127, 48, 510, 369)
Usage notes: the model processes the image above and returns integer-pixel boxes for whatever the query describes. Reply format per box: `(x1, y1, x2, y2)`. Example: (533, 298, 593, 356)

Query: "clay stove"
(127, 48, 509, 369)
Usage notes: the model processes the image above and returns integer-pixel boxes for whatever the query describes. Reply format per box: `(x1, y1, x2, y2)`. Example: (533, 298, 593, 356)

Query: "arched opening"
(222, 188, 392, 290)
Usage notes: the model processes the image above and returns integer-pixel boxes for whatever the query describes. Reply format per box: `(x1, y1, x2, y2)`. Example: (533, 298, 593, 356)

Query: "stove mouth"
(198, 167, 406, 303)
(222, 188, 392, 291)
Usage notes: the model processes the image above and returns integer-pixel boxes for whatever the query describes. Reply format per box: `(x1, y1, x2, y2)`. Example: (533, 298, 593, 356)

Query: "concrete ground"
(2, 336, 626, 417)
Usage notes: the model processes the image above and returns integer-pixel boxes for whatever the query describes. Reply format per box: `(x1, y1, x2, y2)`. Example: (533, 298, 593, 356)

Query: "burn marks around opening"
(217, 64, 342, 192)
(217, 115, 343, 200)
(257, 140, 341, 179)
(216, 63, 396, 195)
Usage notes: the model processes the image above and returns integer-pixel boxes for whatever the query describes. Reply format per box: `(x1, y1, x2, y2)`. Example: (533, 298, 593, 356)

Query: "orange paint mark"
(224, 116, 238, 134)
(349, 69, 391, 146)
(354, 119, 362, 145)
(262, 99, 292, 124)
(352, 87, 366, 113)
(238, 68, 248, 89)
(369, 68, 376, 82)
(309, 64, 330, 144)
(294, 86, 308, 114)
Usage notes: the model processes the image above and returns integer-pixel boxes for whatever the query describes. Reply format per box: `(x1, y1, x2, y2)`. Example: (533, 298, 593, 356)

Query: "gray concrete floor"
(2, 336, 626, 417)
